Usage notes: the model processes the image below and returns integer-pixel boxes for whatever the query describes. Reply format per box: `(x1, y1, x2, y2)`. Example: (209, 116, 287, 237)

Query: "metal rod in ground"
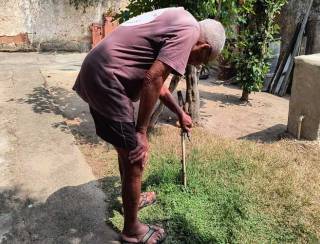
(181, 131, 187, 188)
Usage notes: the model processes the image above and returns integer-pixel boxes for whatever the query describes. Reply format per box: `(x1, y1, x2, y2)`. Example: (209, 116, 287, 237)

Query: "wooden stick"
(177, 90, 187, 187)
(279, 0, 314, 96)
(181, 131, 187, 188)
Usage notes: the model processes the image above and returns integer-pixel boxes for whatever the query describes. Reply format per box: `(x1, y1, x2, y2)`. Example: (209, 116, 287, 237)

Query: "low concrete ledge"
(288, 54, 320, 140)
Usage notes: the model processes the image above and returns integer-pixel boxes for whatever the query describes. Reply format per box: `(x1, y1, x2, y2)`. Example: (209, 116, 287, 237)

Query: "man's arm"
(159, 86, 183, 118)
(159, 86, 192, 132)
(136, 60, 172, 133)
(128, 60, 171, 165)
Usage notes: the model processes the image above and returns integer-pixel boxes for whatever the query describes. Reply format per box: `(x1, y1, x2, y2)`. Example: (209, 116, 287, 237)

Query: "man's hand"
(179, 112, 193, 133)
(159, 86, 193, 133)
(128, 131, 149, 168)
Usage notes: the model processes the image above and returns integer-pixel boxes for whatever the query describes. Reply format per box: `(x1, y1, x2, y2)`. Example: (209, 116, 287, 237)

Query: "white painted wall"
(0, 0, 127, 51)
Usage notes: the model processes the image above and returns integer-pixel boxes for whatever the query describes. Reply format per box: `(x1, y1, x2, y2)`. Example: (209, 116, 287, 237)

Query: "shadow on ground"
(154, 86, 249, 127)
(200, 89, 249, 106)
(238, 124, 287, 143)
(162, 215, 220, 243)
(15, 85, 101, 145)
(153, 92, 208, 127)
(0, 177, 121, 244)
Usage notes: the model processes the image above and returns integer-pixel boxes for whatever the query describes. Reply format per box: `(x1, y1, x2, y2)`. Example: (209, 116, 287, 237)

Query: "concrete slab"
(0, 52, 119, 243)
(295, 53, 320, 65)
(288, 54, 320, 140)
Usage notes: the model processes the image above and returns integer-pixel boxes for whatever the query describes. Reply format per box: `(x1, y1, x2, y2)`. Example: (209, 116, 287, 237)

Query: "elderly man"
(73, 7, 225, 244)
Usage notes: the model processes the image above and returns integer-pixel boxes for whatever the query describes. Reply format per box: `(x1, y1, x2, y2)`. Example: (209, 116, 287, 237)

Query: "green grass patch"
(141, 150, 270, 243)
(108, 128, 319, 243)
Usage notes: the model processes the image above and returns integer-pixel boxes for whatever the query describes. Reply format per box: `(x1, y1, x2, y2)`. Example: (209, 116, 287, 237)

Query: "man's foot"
(122, 224, 166, 244)
(139, 192, 156, 210)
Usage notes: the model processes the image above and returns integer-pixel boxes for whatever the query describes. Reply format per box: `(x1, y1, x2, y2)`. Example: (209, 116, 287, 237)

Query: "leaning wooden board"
(269, 0, 314, 96)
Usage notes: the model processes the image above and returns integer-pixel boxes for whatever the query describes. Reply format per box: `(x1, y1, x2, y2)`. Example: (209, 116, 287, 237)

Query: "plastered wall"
(0, 0, 127, 51)
(288, 54, 320, 141)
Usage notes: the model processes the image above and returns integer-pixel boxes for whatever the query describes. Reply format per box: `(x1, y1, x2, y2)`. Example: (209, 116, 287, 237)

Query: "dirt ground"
(200, 81, 289, 142)
(159, 77, 289, 143)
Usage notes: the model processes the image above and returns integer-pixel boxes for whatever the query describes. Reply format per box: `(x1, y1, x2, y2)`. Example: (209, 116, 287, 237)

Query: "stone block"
(288, 54, 320, 140)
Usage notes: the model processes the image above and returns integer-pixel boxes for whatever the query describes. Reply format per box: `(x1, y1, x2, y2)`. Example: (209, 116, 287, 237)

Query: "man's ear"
(201, 43, 211, 51)
(192, 41, 210, 52)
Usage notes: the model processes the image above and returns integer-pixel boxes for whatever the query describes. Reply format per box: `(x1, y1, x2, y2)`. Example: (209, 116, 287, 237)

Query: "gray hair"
(199, 19, 226, 57)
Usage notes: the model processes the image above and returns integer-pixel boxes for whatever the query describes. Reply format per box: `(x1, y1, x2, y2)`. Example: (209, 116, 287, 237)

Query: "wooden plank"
(279, 0, 314, 96)
(274, 53, 292, 94)
(269, 22, 302, 93)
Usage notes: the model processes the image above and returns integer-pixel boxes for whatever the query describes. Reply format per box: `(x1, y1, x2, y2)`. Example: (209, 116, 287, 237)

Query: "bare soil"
(159, 77, 290, 143)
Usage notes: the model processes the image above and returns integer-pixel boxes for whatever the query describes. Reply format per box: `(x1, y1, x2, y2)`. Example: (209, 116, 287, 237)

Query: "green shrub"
(235, 0, 287, 101)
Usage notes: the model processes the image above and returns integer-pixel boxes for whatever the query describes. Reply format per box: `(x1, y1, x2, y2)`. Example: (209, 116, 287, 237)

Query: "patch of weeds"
(108, 127, 319, 243)
(137, 150, 271, 243)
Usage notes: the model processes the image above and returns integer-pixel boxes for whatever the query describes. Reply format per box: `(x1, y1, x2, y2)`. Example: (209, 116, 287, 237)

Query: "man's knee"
(116, 148, 143, 178)
(126, 161, 143, 179)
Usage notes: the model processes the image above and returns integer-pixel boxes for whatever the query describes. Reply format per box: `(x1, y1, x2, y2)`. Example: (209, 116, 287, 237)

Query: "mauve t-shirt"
(73, 7, 200, 122)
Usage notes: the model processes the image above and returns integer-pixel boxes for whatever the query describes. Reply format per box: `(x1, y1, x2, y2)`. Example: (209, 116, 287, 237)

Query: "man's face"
(188, 42, 216, 66)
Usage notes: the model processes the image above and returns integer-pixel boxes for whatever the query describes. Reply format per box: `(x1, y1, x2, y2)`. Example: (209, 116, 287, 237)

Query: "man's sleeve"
(156, 26, 199, 76)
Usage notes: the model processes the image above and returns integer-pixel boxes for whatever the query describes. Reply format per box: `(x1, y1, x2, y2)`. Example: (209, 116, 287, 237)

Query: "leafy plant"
(115, 0, 206, 23)
(235, 0, 287, 101)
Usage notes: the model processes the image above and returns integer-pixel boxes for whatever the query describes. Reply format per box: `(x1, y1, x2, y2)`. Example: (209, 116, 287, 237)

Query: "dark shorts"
(89, 106, 137, 150)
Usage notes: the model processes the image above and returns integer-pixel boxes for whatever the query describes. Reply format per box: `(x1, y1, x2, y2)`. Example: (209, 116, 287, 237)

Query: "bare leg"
(117, 147, 142, 232)
(118, 154, 156, 211)
(115, 147, 164, 243)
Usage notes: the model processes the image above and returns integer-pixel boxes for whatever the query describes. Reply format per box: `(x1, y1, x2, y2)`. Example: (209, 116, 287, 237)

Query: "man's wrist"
(177, 108, 184, 119)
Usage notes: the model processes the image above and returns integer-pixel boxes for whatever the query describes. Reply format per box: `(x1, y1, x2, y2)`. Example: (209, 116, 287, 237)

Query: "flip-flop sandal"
(199, 66, 210, 80)
(120, 192, 156, 214)
(139, 192, 156, 210)
(122, 225, 166, 244)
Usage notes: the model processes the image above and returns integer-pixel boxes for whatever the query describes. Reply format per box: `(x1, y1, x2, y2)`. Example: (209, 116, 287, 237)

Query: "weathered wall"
(0, 0, 127, 51)
(287, 54, 320, 140)
(280, 0, 320, 59)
